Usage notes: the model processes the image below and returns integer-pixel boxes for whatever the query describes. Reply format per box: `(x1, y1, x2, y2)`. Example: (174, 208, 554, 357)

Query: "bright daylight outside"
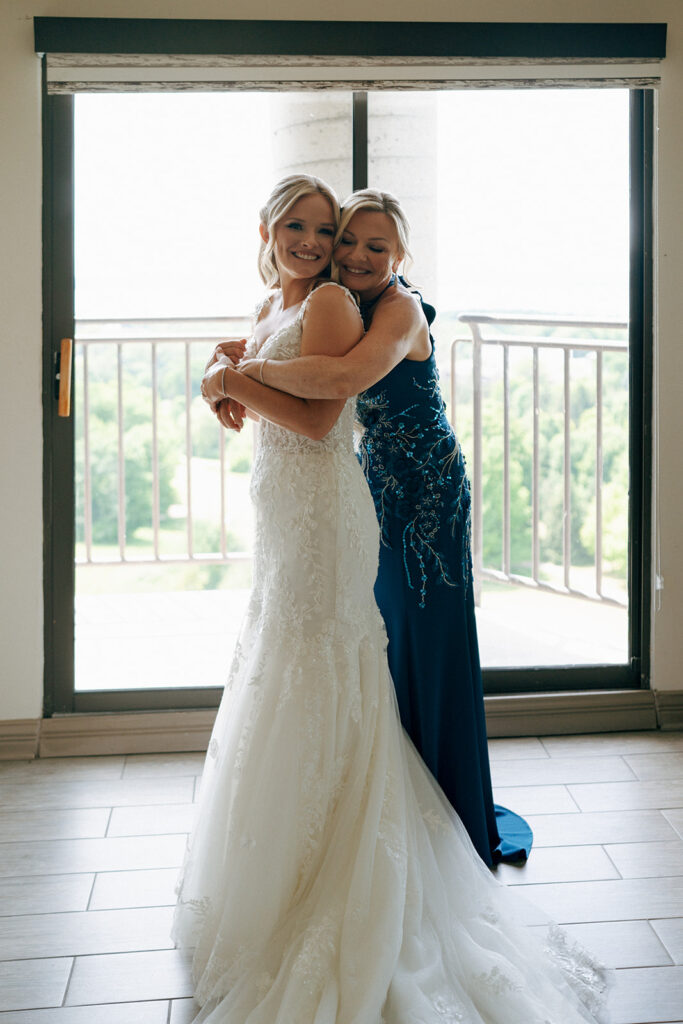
(73, 88, 629, 691)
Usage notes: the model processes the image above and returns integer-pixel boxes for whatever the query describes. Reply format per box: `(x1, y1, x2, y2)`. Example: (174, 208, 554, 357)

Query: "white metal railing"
(451, 314, 628, 607)
(75, 317, 251, 567)
(77, 313, 629, 611)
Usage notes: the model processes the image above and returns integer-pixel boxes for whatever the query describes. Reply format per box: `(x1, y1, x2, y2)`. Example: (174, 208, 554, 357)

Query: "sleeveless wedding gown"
(173, 283, 610, 1024)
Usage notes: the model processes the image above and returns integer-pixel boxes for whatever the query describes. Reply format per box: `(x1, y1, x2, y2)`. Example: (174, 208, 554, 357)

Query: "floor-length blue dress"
(356, 288, 532, 867)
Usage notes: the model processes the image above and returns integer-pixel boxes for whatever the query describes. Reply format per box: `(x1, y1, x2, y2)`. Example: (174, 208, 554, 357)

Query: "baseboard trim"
(0, 688, 673, 759)
(654, 690, 683, 731)
(0, 718, 40, 759)
(38, 709, 218, 758)
(484, 688, 657, 737)
(24, 712, 216, 761)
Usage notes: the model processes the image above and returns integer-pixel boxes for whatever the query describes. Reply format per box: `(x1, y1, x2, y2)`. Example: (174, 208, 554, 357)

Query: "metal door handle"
(56, 338, 73, 417)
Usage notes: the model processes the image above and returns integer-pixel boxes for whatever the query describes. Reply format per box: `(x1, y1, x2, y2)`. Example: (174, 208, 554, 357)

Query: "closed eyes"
(339, 237, 386, 254)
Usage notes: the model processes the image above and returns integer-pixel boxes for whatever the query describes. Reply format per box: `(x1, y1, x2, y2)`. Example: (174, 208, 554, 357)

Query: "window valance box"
(34, 18, 666, 94)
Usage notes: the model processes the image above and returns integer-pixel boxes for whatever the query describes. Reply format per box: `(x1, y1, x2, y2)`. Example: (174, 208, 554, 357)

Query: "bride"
(173, 174, 610, 1024)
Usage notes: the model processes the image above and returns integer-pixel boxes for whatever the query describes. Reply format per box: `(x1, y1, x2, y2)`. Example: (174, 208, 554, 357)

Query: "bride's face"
(335, 211, 403, 300)
(265, 193, 336, 283)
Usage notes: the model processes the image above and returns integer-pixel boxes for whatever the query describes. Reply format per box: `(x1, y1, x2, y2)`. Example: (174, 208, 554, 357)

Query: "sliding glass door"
(43, 85, 652, 712)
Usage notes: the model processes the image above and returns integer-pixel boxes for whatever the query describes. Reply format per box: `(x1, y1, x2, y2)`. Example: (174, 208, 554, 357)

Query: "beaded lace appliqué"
(357, 365, 472, 608)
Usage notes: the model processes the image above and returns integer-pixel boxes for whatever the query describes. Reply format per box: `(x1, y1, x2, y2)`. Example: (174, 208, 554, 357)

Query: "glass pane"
(368, 89, 630, 668)
(74, 92, 353, 691)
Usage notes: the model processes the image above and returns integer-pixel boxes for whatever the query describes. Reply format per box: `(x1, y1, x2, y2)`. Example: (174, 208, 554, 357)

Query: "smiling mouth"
(292, 252, 319, 261)
(343, 267, 370, 275)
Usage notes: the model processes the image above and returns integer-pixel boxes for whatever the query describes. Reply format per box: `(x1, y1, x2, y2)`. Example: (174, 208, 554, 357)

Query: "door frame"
(42, 80, 75, 716)
(39, 22, 659, 714)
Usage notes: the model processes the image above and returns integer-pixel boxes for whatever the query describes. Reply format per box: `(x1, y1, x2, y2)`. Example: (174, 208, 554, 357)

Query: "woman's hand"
(237, 358, 264, 381)
(201, 356, 233, 405)
(204, 339, 247, 374)
(201, 359, 248, 431)
(215, 398, 246, 432)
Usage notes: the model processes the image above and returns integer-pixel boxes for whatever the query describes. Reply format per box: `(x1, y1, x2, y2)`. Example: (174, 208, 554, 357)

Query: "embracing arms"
(202, 285, 363, 440)
(240, 290, 427, 399)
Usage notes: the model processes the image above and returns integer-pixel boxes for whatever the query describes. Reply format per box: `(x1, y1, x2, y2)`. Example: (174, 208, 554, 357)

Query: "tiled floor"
(1, 733, 682, 1022)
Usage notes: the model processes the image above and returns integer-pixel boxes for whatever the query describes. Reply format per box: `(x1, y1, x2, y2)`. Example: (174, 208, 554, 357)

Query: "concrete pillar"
(269, 94, 353, 205)
(368, 92, 438, 301)
(268, 91, 438, 300)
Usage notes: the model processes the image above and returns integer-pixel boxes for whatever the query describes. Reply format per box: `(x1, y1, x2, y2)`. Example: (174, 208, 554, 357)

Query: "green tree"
(473, 348, 628, 583)
(76, 379, 178, 545)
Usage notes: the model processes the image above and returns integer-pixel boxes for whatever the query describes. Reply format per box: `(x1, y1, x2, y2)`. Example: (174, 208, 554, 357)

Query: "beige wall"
(1, 0, 681, 721)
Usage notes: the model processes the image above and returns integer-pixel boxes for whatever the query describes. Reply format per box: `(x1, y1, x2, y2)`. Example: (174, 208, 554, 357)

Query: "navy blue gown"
(356, 289, 532, 867)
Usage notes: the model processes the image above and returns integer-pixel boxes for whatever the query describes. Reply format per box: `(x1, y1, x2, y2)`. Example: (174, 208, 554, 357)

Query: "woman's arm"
(205, 364, 335, 440)
(203, 285, 362, 441)
(240, 291, 425, 399)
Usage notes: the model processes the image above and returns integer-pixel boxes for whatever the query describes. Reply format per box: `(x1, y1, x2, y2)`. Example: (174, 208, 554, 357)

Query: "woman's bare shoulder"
(303, 281, 363, 327)
(376, 284, 424, 325)
(307, 280, 360, 311)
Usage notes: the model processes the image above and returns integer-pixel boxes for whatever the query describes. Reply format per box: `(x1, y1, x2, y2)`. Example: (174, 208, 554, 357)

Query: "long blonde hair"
(258, 174, 340, 288)
(338, 188, 413, 282)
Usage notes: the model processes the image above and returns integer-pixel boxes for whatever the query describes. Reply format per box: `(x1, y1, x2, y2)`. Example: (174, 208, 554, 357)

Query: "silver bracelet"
(259, 359, 268, 385)
(220, 364, 228, 398)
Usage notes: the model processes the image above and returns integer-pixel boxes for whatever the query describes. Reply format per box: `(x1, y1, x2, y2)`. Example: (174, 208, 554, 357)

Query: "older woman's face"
(335, 211, 402, 299)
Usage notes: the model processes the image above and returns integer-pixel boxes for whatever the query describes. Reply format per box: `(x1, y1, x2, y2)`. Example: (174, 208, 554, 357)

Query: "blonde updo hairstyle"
(338, 188, 414, 283)
(258, 174, 340, 289)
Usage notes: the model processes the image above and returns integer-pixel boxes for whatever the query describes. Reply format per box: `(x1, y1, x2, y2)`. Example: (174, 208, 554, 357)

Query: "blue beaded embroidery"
(357, 363, 472, 609)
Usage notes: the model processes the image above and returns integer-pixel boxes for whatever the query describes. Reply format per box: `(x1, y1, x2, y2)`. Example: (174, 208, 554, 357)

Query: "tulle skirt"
(173, 608, 610, 1023)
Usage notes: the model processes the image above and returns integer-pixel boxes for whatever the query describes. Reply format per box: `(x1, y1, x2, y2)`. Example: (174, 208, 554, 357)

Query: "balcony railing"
(451, 314, 628, 608)
(76, 313, 629, 618)
(75, 317, 252, 568)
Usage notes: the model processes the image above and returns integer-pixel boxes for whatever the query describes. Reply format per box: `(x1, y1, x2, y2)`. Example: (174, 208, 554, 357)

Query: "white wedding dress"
(173, 283, 610, 1024)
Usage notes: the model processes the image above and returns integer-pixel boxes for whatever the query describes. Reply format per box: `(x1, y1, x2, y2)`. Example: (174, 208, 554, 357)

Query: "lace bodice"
(248, 282, 357, 457)
(246, 282, 382, 646)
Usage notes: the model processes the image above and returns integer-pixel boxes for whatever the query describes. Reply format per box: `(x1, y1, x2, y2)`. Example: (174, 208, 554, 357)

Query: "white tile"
(493, 784, 580, 815)
(605, 840, 683, 879)
(665, 809, 683, 839)
(90, 869, 179, 911)
(487, 737, 549, 761)
(521, 876, 683, 924)
(108, 803, 195, 838)
(0, 875, 93, 917)
(170, 999, 201, 1024)
(526, 809, 678, 848)
(0, 1002, 169, 1023)
(0, 807, 110, 842)
(568, 778, 683, 812)
(66, 949, 193, 1005)
(610, 965, 683, 1023)
(0, 907, 174, 960)
(531, 920, 672, 969)
(0, 835, 185, 878)
(541, 731, 683, 758)
(567, 920, 672, 969)
(123, 754, 205, 778)
(652, 918, 683, 964)
(496, 845, 619, 886)
(0, 777, 194, 811)
(623, 752, 683, 780)
(491, 755, 634, 787)
(0, 757, 124, 782)
(0, 958, 72, 1012)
